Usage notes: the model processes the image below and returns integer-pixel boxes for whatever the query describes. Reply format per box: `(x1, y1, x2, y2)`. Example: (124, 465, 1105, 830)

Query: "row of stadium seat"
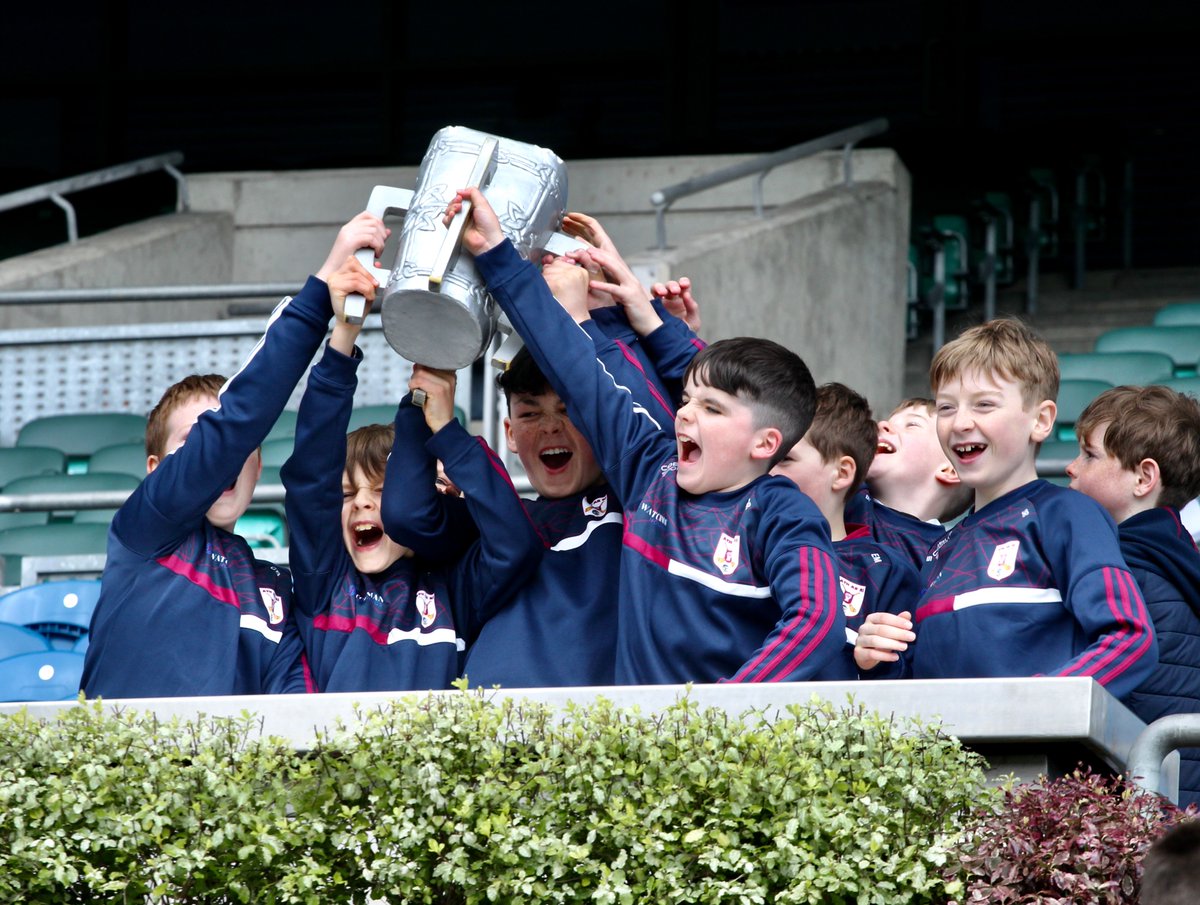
(0, 580, 98, 702)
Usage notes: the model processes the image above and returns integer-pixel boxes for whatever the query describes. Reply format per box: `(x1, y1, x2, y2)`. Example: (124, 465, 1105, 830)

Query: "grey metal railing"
(649, 118, 889, 249)
(0, 283, 299, 306)
(1127, 713, 1200, 802)
(0, 485, 286, 516)
(0, 152, 188, 244)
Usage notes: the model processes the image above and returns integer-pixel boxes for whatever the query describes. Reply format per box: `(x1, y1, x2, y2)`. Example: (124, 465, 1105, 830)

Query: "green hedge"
(0, 692, 992, 904)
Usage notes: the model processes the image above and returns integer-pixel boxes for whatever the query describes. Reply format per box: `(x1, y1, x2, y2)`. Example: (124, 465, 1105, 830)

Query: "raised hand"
(409, 364, 458, 434)
(442, 187, 505, 255)
(327, 256, 379, 355)
(652, 276, 702, 334)
(317, 212, 389, 283)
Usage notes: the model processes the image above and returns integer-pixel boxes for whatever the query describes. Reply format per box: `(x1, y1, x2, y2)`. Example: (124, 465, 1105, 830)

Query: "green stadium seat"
(0, 523, 110, 584)
(1057, 351, 1175, 386)
(86, 442, 148, 480)
(1036, 439, 1079, 478)
(0, 446, 65, 486)
(260, 438, 295, 468)
(1158, 376, 1200, 397)
(1152, 302, 1200, 327)
(4, 472, 140, 524)
(0, 650, 85, 702)
(0, 579, 99, 649)
(16, 413, 147, 474)
(1054, 379, 1111, 442)
(265, 410, 298, 442)
(346, 404, 399, 432)
(0, 510, 50, 532)
(1093, 326, 1200, 378)
(235, 511, 287, 549)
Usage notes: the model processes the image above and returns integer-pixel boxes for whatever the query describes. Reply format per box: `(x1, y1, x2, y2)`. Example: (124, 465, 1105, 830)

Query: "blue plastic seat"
(1057, 351, 1175, 387)
(0, 579, 100, 649)
(260, 437, 295, 468)
(1158, 376, 1200, 398)
(0, 650, 85, 702)
(0, 623, 52, 659)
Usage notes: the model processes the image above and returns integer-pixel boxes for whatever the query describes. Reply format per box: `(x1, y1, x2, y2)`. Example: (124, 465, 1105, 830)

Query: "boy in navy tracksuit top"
(770, 383, 921, 679)
(386, 347, 625, 688)
(857, 319, 1156, 697)
(843, 398, 972, 572)
(447, 187, 845, 684)
(1068, 384, 1200, 805)
(281, 281, 541, 693)
(82, 214, 390, 698)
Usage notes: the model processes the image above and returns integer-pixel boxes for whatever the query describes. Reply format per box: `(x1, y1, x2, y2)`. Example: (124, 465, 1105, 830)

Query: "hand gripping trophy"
(343, 126, 587, 391)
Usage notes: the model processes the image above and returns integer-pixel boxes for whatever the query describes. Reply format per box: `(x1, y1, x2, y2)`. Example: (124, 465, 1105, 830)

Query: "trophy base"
(380, 287, 495, 371)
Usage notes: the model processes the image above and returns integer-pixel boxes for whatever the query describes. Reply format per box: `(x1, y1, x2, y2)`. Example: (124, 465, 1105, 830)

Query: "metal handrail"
(649, 118, 889, 249)
(0, 152, 187, 244)
(1127, 713, 1200, 802)
(0, 283, 299, 306)
(0, 484, 286, 515)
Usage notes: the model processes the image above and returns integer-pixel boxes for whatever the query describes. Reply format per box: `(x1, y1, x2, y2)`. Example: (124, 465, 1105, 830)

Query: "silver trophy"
(345, 126, 586, 371)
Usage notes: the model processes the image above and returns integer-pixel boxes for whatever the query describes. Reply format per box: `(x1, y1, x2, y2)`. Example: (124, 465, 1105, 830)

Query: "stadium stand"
(0, 523, 110, 585)
(0, 579, 99, 650)
(1057, 351, 1176, 386)
(0, 650, 85, 702)
(0, 623, 52, 659)
(4, 472, 139, 525)
(16, 413, 147, 474)
(1094, 326, 1200, 378)
(86, 442, 148, 480)
(0, 446, 65, 486)
(1054, 378, 1112, 442)
(1152, 302, 1200, 327)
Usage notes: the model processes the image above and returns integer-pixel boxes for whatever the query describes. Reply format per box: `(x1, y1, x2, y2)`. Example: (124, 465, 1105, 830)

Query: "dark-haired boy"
(772, 383, 921, 678)
(384, 346, 625, 687)
(447, 187, 844, 684)
(82, 215, 389, 698)
(1067, 384, 1200, 806)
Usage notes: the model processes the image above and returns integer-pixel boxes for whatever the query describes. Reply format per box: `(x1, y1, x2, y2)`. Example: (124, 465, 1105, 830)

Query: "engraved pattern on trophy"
(361, 126, 585, 371)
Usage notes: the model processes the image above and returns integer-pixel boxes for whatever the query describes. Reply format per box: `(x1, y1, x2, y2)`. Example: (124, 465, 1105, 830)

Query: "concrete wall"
(0, 147, 911, 412)
(0, 213, 235, 331)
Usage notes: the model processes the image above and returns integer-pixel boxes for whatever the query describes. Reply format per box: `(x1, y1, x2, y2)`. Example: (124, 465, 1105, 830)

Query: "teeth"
(541, 447, 570, 456)
(876, 441, 895, 454)
(354, 524, 375, 534)
(955, 444, 985, 454)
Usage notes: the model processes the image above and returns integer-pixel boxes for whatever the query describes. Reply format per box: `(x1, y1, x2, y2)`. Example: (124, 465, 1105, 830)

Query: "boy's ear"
(933, 462, 962, 487)
(831, 455, 857, 494)
(503, 416, 518, 454)
(1133, 457, 1162, 501)
(1030, 399, 1057, 443)
(750, 426, 784, 463)
(146, 454, 160, 476)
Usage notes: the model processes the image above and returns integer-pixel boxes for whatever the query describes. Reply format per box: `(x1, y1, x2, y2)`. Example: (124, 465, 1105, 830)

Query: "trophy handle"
(344, 185, 413, 324)
(429, 138, 500, 288)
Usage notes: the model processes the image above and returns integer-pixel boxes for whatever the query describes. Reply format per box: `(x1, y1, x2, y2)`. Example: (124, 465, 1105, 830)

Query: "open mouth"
(953, 443, 987, 463)
(678, 436, 701, 464)
(539, 446, 573, 473)
(876, 438, 896, 454)
(353, 523, 384, 548)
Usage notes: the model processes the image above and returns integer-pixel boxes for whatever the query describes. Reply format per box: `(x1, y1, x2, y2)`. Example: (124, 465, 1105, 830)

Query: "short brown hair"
(1075, 385, 1200, 509)
(930, 318, 1059, 408)
(806, 383, 877, 497)
(345, 423, 394, 487)
(145, 374, 226, 459)
(889, 397, 935, 418)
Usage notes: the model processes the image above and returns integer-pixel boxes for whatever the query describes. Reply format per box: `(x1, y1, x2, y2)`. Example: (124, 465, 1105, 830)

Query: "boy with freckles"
(447, 187, 845, 684)
(858, 319, 1157, 696)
